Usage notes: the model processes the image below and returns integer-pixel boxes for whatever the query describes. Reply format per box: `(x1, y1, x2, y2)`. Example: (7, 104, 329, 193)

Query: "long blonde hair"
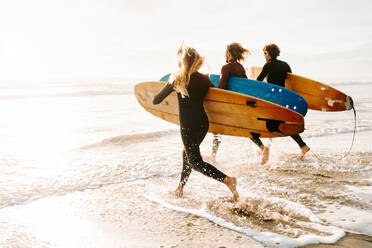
(171, 44, 204, 97)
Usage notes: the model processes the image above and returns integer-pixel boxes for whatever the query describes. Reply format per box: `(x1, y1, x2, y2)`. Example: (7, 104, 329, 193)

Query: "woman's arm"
(153, 83, 174, 105)
(217, 65, 230, 89)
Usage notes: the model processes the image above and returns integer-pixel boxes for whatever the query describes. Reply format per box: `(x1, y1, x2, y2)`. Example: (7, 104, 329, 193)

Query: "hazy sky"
(0, 0, 371, 81)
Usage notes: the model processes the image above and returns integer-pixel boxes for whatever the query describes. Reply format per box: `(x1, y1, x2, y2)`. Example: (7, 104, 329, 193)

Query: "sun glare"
(3, 98, 82, 166)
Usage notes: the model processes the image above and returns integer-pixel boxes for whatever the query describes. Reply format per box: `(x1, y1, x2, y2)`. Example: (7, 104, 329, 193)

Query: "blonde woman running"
(153, 44, 239, 202)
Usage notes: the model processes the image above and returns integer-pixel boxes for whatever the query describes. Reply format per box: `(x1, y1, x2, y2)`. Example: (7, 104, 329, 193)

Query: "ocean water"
(0, 78, 371, 247)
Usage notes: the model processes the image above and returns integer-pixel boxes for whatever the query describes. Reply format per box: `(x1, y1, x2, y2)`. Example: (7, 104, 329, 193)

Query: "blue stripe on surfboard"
(209, 74, 308, 116)
(159, 73, 308, 116)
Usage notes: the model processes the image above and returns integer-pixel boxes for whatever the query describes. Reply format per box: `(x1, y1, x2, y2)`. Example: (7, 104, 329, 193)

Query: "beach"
(1, 0, 372, 246)
(0, 79, 371, 247)
(1, 174, 371, 248)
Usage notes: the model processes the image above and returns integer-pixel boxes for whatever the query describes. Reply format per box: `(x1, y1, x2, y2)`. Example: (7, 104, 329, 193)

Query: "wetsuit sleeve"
(153, 83, 173, 105)
(256, 63, 270, 82)
(217, 65, 230, 89)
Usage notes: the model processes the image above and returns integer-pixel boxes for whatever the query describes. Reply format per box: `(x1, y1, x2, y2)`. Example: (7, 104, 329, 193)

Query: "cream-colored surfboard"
(249, 66, 353, 112)
(135, 81, 304, 138)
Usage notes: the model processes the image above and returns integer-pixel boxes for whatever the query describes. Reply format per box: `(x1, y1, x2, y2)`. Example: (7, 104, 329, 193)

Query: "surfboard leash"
(309, 103, 357, 163)
(339, 104, 357, 159)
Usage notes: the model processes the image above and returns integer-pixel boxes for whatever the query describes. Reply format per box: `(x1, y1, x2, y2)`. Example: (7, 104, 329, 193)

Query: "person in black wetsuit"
(152, 44, 239, 202)
(211, 42, 270, 165)
(256, 43, 310, 158)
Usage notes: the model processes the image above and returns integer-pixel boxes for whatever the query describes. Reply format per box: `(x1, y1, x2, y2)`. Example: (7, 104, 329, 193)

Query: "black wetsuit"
(153, 72, 226, 185)
(257, 59, 306, 147)
(257, 58, 291, 87)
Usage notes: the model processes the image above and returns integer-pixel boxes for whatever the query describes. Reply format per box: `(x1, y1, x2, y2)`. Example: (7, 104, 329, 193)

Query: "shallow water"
(0, 79, 371, 247)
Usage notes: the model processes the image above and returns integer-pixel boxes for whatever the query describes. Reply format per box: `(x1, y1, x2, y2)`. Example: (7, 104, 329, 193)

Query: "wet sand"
(1, 178, 371, 248)
(303, 232, 372, 248)
(0, 181, 264, 248)
(2, 131, 371, 247)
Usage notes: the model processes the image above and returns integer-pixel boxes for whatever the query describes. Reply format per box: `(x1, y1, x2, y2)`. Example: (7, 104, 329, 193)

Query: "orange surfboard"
(135, 81, 304, 138)
(249, 66, 353, 112)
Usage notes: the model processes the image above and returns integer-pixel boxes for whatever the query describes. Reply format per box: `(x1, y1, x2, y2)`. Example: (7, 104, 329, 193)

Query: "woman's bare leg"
(260, 145, 270, 165)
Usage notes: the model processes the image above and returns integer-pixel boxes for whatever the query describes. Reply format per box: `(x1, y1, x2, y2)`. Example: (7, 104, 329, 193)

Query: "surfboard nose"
(278, 121, 305, 136)
(260, 118, 305, 136)
(345, 95, 354, 110)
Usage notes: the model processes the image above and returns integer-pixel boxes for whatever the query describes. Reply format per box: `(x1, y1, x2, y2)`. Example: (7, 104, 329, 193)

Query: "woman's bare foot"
(300, 145, 310, 158)
(174, 185, 184, 197)
(223, 176, 239, 202)
(261, 146, 270, 165)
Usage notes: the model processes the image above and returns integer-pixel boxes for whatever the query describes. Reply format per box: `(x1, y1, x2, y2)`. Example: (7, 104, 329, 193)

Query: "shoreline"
(1, 180, 371, 248)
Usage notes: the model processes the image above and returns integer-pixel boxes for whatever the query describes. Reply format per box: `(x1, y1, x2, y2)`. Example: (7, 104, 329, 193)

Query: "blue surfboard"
(160, 73, 308, 116)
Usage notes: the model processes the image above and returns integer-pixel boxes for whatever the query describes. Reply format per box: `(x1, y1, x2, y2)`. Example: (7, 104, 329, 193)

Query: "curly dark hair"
(263, 44, 280, 59)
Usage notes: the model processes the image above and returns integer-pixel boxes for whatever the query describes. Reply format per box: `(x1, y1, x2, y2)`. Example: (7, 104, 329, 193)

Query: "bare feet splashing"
(174, 185, 184, 197)
(300, 145, 310, 158)
(224, 176, 239, 202)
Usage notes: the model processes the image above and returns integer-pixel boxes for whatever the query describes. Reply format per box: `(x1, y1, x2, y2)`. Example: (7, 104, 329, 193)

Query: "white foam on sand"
(345, 180, 372, 201)
(143, 193, 345, 248)
(317, 204, 372, 236)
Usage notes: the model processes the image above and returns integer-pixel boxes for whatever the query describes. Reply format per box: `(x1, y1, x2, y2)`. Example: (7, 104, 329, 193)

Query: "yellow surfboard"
(135, 81, 304, 138)
(249, 66, 353, 112)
